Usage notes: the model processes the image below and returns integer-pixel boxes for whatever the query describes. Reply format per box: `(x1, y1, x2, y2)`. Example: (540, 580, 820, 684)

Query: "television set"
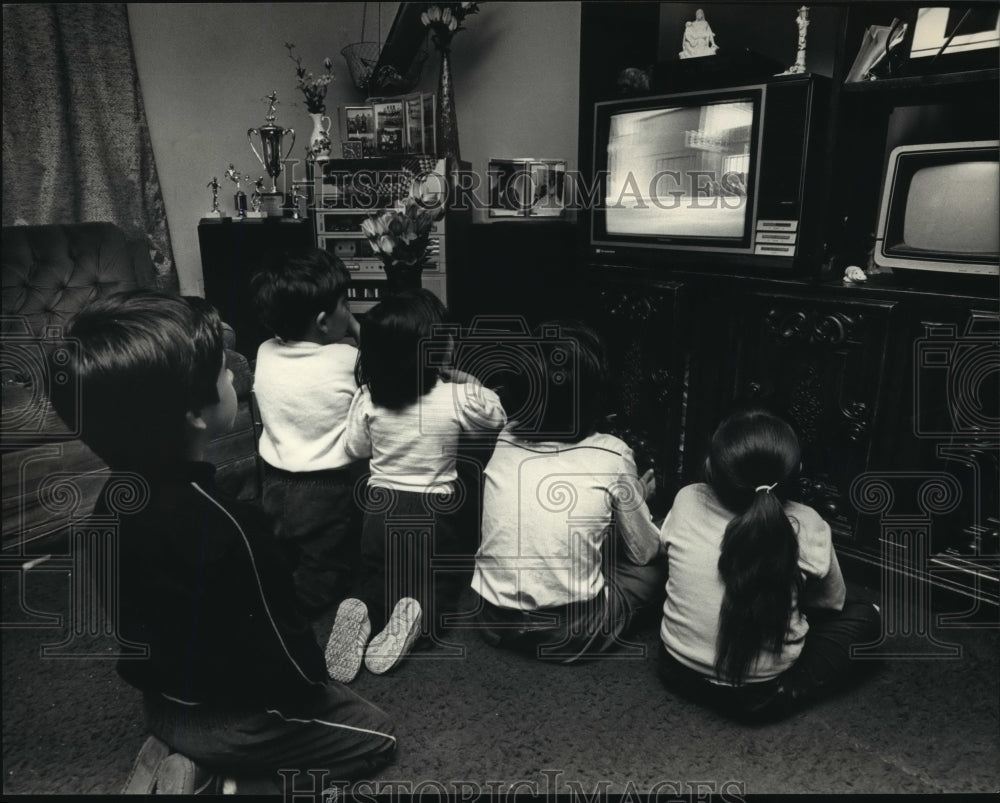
(873, 140, 999, 277)
(589, 77, 825, 272)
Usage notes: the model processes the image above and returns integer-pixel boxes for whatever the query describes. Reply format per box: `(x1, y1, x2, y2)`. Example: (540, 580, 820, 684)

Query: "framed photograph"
(528, 160, 567, 218)
(488, 159, 567, 219)
(910, 6, 999, 63)
(344, 105, 375, 158)
(344, 106, 373, 138)
(373, 99, 405, 155)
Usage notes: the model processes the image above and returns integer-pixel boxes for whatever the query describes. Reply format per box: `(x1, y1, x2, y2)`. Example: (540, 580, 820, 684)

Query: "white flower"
(441, 7, 453, 25)
(377, 234, 396, 256)
(421, 11, 430, 25)
(426, 5, 441, 22)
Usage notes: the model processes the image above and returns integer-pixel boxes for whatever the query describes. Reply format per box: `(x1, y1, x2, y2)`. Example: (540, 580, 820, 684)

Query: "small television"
(589, 77, 824, 272)
(874, 140, 999, 277)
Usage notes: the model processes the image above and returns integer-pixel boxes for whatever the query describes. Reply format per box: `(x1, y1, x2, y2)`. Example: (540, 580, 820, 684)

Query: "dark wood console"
(561, 3, 1000, 607)
(570, 269, 999, 609)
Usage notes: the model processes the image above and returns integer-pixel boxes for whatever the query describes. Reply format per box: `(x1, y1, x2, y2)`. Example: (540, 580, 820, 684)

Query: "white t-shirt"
(659, 483, 846, 683)
(253, 338, 359, 472)
(472, 430, 660, 610)
(344, 378, 506, 494)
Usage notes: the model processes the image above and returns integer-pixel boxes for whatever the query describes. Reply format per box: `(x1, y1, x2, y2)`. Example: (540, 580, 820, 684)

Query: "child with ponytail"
(657, 408, 881, 721)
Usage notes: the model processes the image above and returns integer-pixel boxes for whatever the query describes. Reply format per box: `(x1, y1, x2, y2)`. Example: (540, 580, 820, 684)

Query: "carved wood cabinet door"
(584, 280, 689, 518)
(730, 291, 898, 541)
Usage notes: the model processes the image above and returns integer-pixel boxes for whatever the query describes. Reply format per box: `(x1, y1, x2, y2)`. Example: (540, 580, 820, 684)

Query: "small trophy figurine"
(290, 186, 306, 220)
(247, 176, 265, 218)
(778, 6, 810, 75)
(225, 164, 248, 218)
(205, 176, 224, 217)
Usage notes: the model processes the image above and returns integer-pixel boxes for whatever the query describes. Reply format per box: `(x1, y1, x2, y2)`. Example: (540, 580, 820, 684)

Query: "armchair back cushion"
(2, 222, 159, 336)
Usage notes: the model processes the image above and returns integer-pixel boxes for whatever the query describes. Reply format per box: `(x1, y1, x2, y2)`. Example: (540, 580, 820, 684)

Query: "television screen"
(604, 98, 756, 241)
(877, 141, 1000, 275)
(902, 161, 999, 255)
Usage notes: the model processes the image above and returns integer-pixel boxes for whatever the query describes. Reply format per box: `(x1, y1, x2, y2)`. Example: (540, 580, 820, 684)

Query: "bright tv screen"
(603, 98, 756, 241)
(876, 141, 1000, 275)
(901, 161, 999, 255)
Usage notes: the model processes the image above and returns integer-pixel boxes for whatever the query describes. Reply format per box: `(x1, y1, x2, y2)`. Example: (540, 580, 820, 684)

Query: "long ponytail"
(707, 409, 802, 685)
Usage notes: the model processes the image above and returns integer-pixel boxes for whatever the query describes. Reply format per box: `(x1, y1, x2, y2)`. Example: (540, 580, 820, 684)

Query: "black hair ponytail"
(706, 409, 803, 685)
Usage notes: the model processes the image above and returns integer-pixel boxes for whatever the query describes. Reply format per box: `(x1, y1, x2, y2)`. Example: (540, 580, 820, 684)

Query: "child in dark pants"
(52, 290, 395, 792)
(657, 408, 882, 721)
(252, 249, 363, 614)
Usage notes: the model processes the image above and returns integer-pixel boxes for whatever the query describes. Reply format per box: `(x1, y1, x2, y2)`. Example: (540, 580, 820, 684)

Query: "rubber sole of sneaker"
(364, 597, 422, 675)
(325, 598, 371, 683)
(122, 735, 170, 794)
(155, 753, 202, 795)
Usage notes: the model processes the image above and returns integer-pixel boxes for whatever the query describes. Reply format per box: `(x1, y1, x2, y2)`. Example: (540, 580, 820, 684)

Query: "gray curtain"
(2, 3, 176, 291)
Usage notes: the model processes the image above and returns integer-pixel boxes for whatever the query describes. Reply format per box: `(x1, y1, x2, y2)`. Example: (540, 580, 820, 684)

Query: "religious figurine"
(778, 6, 810, 75)
(679, 9, 718, 59)
(205, 176, 223, 217)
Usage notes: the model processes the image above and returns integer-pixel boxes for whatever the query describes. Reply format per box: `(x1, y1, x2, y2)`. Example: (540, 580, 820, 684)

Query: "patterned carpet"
(2, 564, 998, 796)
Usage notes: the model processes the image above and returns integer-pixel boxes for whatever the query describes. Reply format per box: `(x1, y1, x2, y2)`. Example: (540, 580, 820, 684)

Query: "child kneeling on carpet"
(327, 289, 507, 682)
(657, 407, 882, 721)
(52, 290, 396, 792)
(252, 248, 363, 614)
(471, 321, 665, 662)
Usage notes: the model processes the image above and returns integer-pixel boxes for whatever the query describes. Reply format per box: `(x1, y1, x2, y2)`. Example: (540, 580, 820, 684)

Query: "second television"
(589, 76, 826, 273)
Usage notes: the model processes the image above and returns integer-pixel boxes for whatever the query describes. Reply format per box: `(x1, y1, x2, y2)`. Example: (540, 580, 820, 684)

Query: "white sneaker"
(325, 598, 371, 683)
(364, 597, 422, 675)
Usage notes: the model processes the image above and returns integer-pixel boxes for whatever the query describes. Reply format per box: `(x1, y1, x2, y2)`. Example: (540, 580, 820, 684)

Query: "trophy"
(247, 176, 265, 218)
(225, 164, 248, 218)
(248, 91, 295, 216)
(205, 176, 224, 217)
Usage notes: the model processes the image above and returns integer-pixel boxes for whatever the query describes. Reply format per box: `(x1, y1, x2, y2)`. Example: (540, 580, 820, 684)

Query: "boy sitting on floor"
(51, 290, 395, 793)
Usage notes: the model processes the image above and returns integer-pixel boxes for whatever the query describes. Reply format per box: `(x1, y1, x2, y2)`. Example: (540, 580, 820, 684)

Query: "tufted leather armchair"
(1, 223, 260, 552)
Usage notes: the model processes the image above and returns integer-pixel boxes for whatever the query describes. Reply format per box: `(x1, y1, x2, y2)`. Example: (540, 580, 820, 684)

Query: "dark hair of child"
(251, 248, 351, 341)
(50, 290, 224, 470)
(354, 288, 448, 410)
(506, 320, 610, 444)
(704, 408, 803, 685)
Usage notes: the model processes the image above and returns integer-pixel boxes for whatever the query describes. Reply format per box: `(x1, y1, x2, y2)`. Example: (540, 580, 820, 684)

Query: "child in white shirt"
(251, 249, 362, 614)
(658, 408, 881, 721)
(471, 321, 665, 662)
(327, 289, 506, 681)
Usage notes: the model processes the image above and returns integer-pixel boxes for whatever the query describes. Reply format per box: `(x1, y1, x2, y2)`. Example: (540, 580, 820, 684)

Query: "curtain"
(2, 4, 176, 291)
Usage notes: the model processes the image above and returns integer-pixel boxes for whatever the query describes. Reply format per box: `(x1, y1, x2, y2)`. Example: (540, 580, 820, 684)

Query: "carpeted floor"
(2, 563, 998, 797)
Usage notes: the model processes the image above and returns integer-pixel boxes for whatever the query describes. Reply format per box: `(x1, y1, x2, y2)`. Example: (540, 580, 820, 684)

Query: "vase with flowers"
(285, 42, 335, 161)
(361, 178, 445, 295)
(421, 2, 480, 161)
